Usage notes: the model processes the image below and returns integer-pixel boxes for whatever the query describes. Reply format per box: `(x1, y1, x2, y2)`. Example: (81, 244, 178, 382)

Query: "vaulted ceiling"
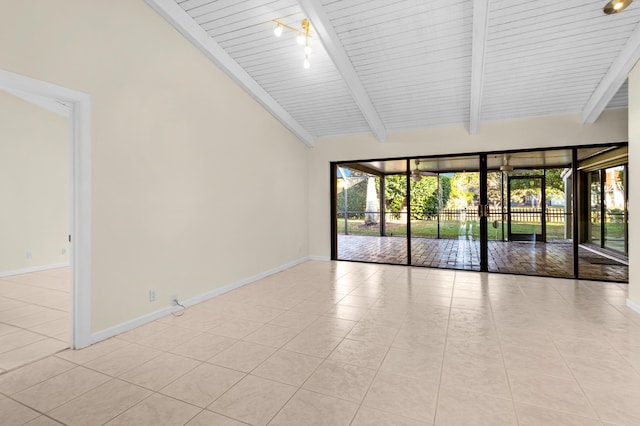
(147, 0, 640, 147)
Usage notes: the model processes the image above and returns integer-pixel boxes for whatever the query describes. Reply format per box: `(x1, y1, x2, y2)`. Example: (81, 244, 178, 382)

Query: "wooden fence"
(338, 207, 570, 223)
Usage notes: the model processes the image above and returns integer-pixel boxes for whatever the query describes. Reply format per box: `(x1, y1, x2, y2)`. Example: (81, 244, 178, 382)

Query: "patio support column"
(437, 173, 441, 239)
(479, 154, 488, 272)
(380, 175, 386, 237)
(406, 159, 412, 265)
(563, 171, 573, 239)
(330, 162, 338, 260)
(572, 148, 579, 278)
(501, 171, 505, 241)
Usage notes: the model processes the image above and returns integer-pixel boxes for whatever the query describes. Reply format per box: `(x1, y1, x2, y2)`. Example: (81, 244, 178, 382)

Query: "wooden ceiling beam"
(582, 21, 640, 124)
(145, 0, 315, 147)
(297, 0, 388, 142)
(469, 0, 490, 135)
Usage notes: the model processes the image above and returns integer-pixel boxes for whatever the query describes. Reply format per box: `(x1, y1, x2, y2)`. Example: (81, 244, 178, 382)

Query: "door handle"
(477, 205, 490, 218)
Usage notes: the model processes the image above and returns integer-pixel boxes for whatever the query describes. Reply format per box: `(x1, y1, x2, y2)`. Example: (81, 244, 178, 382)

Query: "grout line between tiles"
(486, 273, 521, 426)
(550, 332, 605, 423)
(431, 270, 456, 425)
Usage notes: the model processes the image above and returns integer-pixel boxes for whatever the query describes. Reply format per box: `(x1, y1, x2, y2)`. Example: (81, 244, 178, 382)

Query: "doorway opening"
(0, 69, 92, 364)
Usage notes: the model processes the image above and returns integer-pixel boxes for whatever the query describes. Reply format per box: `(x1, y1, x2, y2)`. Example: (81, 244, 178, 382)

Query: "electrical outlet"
(149, 288, 157, 302)
(26, 251, 32, 260)
(61, 248, 67, 255)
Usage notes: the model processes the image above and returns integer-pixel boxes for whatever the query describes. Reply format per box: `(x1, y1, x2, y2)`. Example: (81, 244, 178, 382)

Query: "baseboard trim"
(90, 256, 312, 345)
(0, 263, 70, 278)
(309, 255, 330, 261)
(626, 298, 640, 314)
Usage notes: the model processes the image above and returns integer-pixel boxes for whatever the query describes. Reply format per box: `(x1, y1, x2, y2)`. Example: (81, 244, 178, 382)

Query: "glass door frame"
(506, 175, 546, 242)
(585, 164, 628, 255)
(479, 154, 488, 272)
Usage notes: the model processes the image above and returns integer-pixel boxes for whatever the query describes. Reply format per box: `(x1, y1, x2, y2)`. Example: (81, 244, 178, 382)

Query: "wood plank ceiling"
(150, 0, 640, 146)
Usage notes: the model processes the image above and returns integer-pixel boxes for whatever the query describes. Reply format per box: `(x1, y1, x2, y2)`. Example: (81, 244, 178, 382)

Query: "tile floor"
(0, 268, 70, 373)
(338, 235, 629, 282)
(1, 261, 640, 425)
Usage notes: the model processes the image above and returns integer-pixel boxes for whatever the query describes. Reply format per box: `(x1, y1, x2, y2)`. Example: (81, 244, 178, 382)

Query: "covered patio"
(337, 235, 628, 282)
(334, 145, 628, 283)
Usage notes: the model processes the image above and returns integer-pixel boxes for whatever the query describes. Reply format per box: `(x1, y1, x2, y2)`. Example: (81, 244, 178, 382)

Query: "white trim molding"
(627, 298, 640, 314)
(309, 255, 331, 261)
(582, 21, 640, 124)
(297, 0, 387, 142)
(2, 87, 70, 117)
(145, 0, 315, 148)
(0, 263, 70, 278)
(0, 69, 92, 350)
(91, 256, 312, 344)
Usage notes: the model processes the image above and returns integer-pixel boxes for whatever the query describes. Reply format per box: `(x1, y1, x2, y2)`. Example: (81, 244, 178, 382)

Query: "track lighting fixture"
(604, 0, 633, 14)
(272, 17, 313, 69)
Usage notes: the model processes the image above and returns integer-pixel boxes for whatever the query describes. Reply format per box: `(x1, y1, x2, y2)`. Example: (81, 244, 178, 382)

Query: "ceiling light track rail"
(271, 19, 313, 38)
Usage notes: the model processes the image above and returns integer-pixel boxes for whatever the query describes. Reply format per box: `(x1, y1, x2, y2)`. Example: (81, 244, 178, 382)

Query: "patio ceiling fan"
(499, 155, 534, 174)
(500, 155, 514, 173)
(412, 159, 438, 182)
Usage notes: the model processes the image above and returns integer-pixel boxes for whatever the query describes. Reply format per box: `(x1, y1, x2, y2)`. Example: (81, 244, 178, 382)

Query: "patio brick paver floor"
(337, 235, 628, 282)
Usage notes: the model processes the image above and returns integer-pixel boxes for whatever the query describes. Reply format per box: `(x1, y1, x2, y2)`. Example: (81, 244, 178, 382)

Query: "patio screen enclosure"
(331, 144, 628, 282)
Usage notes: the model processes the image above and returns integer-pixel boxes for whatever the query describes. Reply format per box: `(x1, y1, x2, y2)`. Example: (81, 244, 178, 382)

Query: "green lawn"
(337, 219, 568, 240)
(589, 223, 626, 241)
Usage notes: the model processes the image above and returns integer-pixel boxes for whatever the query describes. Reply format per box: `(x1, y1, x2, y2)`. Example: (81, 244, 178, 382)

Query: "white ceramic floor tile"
(0, 356, 75, 395)
(269, 389, 358, 426)
(209, 375, 296, 426)
(48, 379, 151, 426)
(1, 262, 638, 426)
(13, 366, 111, 412)
(160, 363, 244, 407)
(104, 393, 200, 426)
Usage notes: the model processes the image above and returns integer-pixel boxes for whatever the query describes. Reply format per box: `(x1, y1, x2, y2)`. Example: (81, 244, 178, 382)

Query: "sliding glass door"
(508, 175, 544, 242)
(409, 156, 482, 271)
(603, 165, 626, 253)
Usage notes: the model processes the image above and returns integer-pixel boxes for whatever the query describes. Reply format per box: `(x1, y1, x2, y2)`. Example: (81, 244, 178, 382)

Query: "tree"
(365, 177, 379, 224)
(411, 175, 452, 219)
(447, 172, 479, 209)
(381, 174, 452, 220)
(383, 175, 406, 219)
(336, 179, 367, 217)
(508, 169, 565, 208)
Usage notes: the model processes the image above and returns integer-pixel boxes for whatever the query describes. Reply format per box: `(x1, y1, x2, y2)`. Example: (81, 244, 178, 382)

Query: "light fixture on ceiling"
(272, 17, 313, 69)
(500, 155, 514, 172)
(412, 159, 438, 181)
(604, 0, 633, 14)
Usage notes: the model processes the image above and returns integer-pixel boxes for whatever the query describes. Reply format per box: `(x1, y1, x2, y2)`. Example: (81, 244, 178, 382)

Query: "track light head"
(604, 0, 633, 14)
(272, 16, 313, 69)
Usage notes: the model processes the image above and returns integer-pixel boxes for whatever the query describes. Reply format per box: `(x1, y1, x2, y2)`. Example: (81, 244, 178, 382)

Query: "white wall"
(0, 0, 310, 333)
(629, 64, 640, 308)
(308, 110, 628, 257)
(0, 90, 69, 273)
